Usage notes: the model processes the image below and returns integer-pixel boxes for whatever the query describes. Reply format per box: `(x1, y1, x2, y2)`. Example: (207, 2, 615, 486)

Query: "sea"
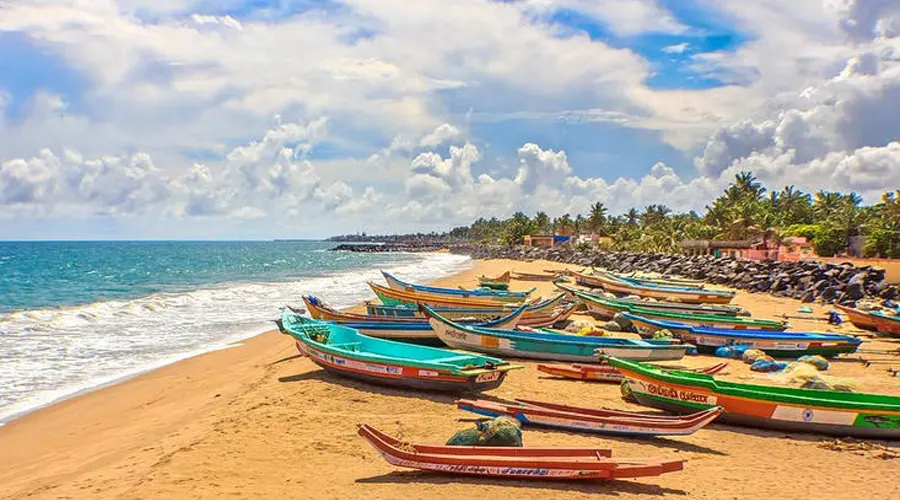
(0, 240, 472, 423)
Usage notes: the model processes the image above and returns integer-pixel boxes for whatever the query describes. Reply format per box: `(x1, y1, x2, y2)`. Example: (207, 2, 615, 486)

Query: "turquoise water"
(0, 241, 471, 422)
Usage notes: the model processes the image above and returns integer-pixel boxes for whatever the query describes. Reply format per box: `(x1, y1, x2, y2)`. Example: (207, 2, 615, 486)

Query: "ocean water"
(0, 241, 472, 423)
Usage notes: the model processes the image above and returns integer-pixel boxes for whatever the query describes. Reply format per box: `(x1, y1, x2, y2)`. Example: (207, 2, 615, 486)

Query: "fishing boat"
(573, 271, 735, 304)
(558, 284, 747, 319)
(606, 356, 900, 439)
(835, 304, 900, 337)
(456, 398, 723, 437)
(298, 297, 526, 342)
(371, 281, 535, 309)
(511, 271, 564, 282)
(358, 424, 686, 480)
(621, 313, 861, 357)
(424, 306, 688, 362)
(603, 270, 706, 290)
(478, 271, 510, 290)
(624, 307, 786, 331)
(366, 292, 569, 319)
(537, 362, 729, 383)
(382, 271, 533, 303)
(278, 310, 520, 392)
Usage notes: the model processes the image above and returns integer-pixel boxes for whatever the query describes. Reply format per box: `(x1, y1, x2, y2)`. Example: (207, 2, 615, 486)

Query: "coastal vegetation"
(329, 173, 899, 258)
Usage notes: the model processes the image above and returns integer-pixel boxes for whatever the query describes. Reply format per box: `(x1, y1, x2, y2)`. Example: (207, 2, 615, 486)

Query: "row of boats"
(275, 268, 900, 481)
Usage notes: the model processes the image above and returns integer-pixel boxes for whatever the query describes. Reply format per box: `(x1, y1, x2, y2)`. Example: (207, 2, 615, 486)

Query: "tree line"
(444, 172, 900, 258)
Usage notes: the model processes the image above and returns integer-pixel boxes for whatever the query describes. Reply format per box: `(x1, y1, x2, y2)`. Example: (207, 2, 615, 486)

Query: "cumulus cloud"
(661, 42, 690, 54)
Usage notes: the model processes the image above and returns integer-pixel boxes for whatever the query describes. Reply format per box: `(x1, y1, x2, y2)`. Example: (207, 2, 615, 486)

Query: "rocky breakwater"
(330, 242, 447, 253)
(449, 244, 897, 304)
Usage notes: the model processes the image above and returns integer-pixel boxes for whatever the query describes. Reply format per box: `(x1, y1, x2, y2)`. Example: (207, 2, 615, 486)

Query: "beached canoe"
(624, 307, 786, 331)
(537, 362, 729, 383)
(834, 304, 900, 337)
(573, 271, 735, 304)
(606, 271, 706, 290)
(424, 306, 688, 362)
(606, 356, 900, 439)
(457, 398, 723, 436)
(357, 424, 686, 480)
(511, 271, 564, 282)
(366, 291, 569, 320)
(277, 311, 520, 392)
(371, 281, 530, 308)
(298, 297, 526, 341)
(622, 313, 861, 357)
(382, 271, 533, 303)
(478, 271, 511, 290)
(558, 284, 747, 319)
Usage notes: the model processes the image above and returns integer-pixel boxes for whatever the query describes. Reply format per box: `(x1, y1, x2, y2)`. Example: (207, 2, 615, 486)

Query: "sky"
(1, 0, 900, 239)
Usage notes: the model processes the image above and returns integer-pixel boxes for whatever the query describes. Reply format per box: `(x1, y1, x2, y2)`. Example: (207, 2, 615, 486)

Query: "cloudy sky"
(1, 0, 899, 239)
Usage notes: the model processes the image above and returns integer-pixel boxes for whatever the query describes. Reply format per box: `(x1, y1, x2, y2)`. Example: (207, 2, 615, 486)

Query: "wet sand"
(1, 258, 898, 500)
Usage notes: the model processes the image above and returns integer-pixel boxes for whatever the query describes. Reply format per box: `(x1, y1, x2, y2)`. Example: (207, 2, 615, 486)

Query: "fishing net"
(564, 320, 594, 333)
(446, 417, 523, 447)
(796, 355, 830, 371)
(741, 349, 768, 364)
(768, 362, 858, 392)
(652, 329, 674, 340)
(750, 360, 788, 372)
(603, 320, 623, 332)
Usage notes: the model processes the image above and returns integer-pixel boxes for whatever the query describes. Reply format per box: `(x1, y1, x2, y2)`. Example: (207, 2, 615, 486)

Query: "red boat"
(457, 399, 722, 436)
(358, 424, 685, 480)
(537, 362, 729, 383)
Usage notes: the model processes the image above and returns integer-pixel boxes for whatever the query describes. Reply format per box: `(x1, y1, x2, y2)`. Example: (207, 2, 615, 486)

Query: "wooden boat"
(299, 297, 526, 341)
(382, 271, 533, 303)
(602, 270, 707, 290)
(371, 281, 536, 309)
(624, 307, 786, 331)
(278, 310, 520, 392)
(358, 424, 686, 480)
(366, 292, 568, 319)
(456, 398, 723, 436)
(478, 271, 510, 290)
(511, 271, 564, 282)
(835, 304, 900, 337)
(621, 313, 862, 357)
(558, 284, 746, 319)
(834, 303, 879, 330)
(606, 356, 900, 439)
(573, 271, 735, 304)
(424, 306, 687, 362)
(537, 362, 729, 383)
(517, 302, 580, 328)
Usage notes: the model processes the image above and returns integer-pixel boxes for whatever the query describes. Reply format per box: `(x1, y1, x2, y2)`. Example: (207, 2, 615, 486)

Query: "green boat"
(625, 307, 787, 332)
(277, 311, 521, 392)
(558, 284, 748, 319)
(607, 356, 900, 439)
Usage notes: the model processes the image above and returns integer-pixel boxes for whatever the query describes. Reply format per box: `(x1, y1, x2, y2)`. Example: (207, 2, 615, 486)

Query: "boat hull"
(609, 357, 900, 440)
(574, 272, 734, 304)
(296, 341, 508, 392)
(427, 311, 687, 362)
(457, 399, 722, 436)
(625, 315, 860, 358)
(834, 304, 879, 331)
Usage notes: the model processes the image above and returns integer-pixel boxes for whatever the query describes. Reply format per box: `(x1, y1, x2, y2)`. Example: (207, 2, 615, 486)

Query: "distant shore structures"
(681, 237, 814, 261)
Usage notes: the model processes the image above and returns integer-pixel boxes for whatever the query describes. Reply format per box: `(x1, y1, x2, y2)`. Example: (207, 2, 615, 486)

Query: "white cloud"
(419, 123, 461, 148)
(661, 42, 690, 54)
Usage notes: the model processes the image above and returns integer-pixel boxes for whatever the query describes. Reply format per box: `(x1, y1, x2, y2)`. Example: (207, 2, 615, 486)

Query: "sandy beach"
(1, 258, 898, 500)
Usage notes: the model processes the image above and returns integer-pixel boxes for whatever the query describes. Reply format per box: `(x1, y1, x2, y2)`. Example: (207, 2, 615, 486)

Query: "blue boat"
(382, 271, 535, 303)
(423, 306, 687, 362)
(622, 313, 862, 357)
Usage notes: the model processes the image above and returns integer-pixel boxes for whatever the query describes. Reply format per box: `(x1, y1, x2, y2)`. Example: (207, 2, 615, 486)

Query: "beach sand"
(1, 258, 898, 500)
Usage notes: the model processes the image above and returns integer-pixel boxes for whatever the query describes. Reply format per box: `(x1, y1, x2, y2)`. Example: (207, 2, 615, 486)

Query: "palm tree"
(588, 202, 608, 235)
(534, 211, 551, 234)
(624, 208, 639, 227)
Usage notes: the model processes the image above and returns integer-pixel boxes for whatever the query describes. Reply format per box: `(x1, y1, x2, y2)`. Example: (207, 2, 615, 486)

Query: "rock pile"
(330, 242, 447, 253)
(448, 244, 897, 304)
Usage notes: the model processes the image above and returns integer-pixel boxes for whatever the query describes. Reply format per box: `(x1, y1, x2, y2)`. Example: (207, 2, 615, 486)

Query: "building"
(524, 234, 571, 248)
(681, 239, 754, 258)
(682, 236, 817, 262)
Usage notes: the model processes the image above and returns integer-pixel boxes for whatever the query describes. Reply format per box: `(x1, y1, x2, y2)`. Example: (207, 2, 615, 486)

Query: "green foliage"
(423, 172, 897, 257)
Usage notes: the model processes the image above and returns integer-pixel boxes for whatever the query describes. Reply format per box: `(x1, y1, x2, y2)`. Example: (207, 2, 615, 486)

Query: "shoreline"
(0, 251, 472, 426)
(2, 258, 898, 499)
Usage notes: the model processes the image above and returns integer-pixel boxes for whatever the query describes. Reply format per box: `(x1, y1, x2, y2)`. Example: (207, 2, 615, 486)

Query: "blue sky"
(1, 0, 898, 238)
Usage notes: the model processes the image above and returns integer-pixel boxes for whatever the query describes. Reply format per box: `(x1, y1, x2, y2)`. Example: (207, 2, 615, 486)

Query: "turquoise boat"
(622, 313, 862, 357)
(423, 306, 687, 362)
(277, 310, 521, 392)
(382, 271, 535, 303)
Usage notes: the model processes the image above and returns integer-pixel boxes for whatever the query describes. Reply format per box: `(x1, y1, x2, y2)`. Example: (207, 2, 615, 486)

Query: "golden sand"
(1, 258, 898, 500)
